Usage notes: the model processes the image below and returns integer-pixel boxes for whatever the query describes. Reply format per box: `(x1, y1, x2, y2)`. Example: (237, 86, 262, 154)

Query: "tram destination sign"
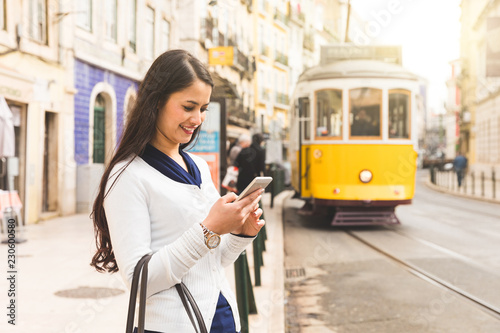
(320, 45, 402, 66)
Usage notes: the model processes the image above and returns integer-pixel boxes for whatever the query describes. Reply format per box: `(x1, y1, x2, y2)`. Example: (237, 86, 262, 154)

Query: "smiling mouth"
(180, 125, 197, 134)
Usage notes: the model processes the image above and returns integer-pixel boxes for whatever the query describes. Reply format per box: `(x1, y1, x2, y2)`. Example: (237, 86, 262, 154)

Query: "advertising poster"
(190, 102, 221, 191)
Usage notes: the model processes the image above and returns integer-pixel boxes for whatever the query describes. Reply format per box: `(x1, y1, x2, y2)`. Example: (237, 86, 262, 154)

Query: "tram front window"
(315, 89, 342, 138)
(349, 88, 382, 138)
(389, 90, 410, 139)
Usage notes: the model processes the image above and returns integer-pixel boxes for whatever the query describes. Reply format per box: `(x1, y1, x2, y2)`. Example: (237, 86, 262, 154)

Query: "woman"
(91, 50, 265, 333)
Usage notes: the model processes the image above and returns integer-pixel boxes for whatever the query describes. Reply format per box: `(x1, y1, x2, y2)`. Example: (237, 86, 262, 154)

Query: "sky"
(348, 0, 462, 114)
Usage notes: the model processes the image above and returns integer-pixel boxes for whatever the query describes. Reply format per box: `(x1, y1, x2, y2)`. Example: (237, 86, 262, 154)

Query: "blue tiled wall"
(74, 60, 139, 165)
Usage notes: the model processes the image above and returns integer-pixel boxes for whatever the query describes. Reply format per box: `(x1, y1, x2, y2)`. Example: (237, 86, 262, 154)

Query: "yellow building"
(252, 0, 291, 163)
(252, 0, 344, 163)
(458, 0, 481, 165)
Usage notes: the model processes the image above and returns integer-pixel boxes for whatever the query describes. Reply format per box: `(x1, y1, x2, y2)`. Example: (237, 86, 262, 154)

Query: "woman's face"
(155, 79, 212, 148)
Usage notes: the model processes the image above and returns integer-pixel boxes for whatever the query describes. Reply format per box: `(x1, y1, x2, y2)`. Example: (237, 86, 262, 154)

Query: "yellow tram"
(289, 47, 420, 225)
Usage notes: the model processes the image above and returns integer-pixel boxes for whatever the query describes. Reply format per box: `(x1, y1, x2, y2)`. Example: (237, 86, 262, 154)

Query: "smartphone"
(234, 177, 273, 202)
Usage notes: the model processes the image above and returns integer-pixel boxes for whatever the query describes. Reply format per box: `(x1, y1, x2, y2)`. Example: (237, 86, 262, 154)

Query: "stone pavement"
(0, 191, 290, 333)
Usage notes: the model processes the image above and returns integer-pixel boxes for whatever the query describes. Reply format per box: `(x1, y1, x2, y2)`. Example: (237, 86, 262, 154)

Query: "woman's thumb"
(222, 192, 238, 203)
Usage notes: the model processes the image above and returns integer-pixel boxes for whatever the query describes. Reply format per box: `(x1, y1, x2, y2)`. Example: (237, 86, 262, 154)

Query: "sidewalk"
(426, 169, 500, 204)
(0, 191, 289, 333)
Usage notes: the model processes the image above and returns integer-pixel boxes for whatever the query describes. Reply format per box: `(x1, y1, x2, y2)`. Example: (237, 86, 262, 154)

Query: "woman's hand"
(232, 206, 265, 237)
(202, 189, 264, 235)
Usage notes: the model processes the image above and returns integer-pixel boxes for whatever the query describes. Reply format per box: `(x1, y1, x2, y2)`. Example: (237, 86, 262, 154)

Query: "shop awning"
(211, 72, 240, 99)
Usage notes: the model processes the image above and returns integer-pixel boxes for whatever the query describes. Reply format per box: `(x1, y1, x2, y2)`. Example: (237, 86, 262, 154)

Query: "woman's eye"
(183, 106, 194, 111)
(201, 108, 208, 113)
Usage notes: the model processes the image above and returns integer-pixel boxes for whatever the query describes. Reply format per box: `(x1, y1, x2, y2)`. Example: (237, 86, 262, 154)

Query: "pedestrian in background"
(90, 49, 265, 333)
(453, 151, 468, 187)
(221, 134, 251, 193)
(228, 134, 251, 166)
(235, 133, 266, 194)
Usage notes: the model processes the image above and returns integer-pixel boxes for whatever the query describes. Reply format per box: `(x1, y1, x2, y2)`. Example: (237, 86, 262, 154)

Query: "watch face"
(207, 234, 221, 249)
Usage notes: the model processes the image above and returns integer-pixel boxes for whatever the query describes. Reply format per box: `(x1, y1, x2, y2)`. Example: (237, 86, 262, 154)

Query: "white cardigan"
(104, 154, 254, 332)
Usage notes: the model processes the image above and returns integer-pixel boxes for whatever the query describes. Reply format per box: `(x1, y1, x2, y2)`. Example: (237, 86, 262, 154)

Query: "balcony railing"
(275, 92, 289, 106)
(297, 12, 305, 23)
(260, 88, 270, 102)
(219, 32, 225, 46)
(235, 48, 250, 72)
(227, 37, 236, 47)
(303, 33, 314, 52)
(260, 44, 269, 57)
(274, 9, 289, 26)
(275, 51, 288, 66)
(227, 100, 255, 127)
(228, 108, 255, 123)
(200, 17, 214, 42)
(241, 0, 253, 10)
(246, 0, 253, 12)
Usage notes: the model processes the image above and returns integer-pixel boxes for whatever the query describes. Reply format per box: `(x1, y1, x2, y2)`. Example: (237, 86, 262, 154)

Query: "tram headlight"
(313, 149, 322, 159)
(359, 169, 373, 183)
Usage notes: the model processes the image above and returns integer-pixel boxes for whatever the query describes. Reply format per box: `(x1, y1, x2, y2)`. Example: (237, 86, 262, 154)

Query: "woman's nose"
(191, 110, 203, 125)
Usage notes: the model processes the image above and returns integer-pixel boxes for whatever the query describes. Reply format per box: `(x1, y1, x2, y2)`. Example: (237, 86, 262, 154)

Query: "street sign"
(208, 47, 234, 66)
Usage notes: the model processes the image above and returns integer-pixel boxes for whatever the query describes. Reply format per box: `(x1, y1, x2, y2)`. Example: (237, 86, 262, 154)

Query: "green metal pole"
(234, 251, 257, 332)
(258, 200, 267, 248)
(253, 233, 262, 286)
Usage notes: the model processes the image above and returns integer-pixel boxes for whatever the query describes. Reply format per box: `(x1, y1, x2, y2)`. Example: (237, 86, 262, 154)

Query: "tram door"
(298, 97, 310, 197)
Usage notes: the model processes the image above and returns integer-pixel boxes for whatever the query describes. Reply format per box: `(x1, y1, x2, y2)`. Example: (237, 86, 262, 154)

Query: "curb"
(424, 178, 500, 205)
(247, 190, 294, 333)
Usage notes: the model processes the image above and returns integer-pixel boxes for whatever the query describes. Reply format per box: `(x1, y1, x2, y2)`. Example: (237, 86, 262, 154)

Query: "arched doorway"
(93, 94, 106, 164)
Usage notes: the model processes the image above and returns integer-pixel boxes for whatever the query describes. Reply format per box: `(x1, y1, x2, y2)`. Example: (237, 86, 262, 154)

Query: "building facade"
(253, 0, 291, 150)
(444, 59, 462, 159)
(72, 0, 177, 212)
(0, 0, 352, 221)
(0, 0, 76, 223)
(459, 0, 500, 174)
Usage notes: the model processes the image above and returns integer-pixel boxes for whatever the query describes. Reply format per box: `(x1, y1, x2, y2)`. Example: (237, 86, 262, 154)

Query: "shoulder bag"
(125, 254, 208, 333)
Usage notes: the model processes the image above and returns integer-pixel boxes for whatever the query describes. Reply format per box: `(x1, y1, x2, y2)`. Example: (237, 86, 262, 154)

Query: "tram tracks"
(345, 229, 500, 320)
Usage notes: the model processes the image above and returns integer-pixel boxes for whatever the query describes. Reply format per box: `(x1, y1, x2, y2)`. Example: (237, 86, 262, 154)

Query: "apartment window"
(212, 6, 218, 46)
(28, 0, 47, 44)
(161, 19, 170, 52)
(128, 0, 137, 52)
(104, 0, 117, 42)
(145, 7, 155, 59)
(1, 0, 5, 30)
(77, 0, 92, 31)
(259, 0, 266, 13)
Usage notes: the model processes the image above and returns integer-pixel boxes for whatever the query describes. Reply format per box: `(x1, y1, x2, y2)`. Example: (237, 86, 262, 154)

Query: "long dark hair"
(91, 50, 214, 273)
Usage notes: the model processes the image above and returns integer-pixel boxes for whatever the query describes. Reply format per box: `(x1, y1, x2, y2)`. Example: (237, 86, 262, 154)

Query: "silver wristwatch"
(200, 223, 221, 249)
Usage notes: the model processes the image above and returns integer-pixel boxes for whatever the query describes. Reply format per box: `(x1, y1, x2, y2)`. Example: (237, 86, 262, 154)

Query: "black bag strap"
(125, 254, 208, 333)
(175, 283, 208, 333)
(126, 254, 153, 333)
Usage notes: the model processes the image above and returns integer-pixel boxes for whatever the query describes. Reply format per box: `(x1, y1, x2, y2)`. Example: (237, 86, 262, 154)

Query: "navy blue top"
(141, 144, 202, 188)
(140, 144, 237, 333)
